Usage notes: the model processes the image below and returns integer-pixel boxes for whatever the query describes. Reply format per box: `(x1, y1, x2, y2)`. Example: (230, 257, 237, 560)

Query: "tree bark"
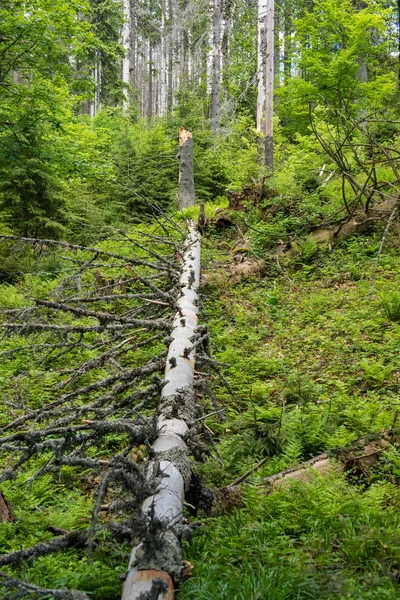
(264, 0, 274, 169)
(0, 493, 15, 523)
(221, 0, 232, 99)
(160, 0, 168, 115)
(211, 0, 222, 134)
(122, 0, 131, 107)
(121, 224, 201, 600)
(129, 0, 137, 90)
(283, 1, 292, 86)
(148, 43, 153, 119)
(257, 0, 274, 169)
(178, 128, 196, 210)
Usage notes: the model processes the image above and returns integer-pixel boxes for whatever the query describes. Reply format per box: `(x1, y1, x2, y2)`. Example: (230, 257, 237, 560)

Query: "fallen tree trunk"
(122, 222, 201, 600)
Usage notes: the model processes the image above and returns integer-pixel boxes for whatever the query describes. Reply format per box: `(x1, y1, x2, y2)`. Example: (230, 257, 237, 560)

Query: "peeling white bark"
(257, 0, 274, 169)
(122, 223, 201, 600)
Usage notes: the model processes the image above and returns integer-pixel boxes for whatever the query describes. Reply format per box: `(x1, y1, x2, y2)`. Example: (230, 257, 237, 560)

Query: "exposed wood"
(122, 223, 201, 600)
(0, 493, 15, 523)
(178, 128, 196, 210)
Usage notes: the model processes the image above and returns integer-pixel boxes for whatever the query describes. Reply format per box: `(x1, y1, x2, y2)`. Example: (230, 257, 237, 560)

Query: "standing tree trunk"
(264, 0, 274, 169)
(178, 128, 196, 210)
(148, 43, 153, 119)
(129, 0, 137, 90)
(211, 0, 222, 134)
(122, 0, 131, 106)
(221, 0, 233, 99)
(283, 1, 292, 86)
(167, 0, 174, 110)
(274, 0, 280, 89)
(160, 0, 168, 115)
(121, 223, 201, 600)
(257, 0, 274, 169)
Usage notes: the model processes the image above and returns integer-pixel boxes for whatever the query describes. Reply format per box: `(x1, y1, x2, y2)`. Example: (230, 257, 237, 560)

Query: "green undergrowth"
(180, 216, 400, 598)
(1, 209, 400, 598)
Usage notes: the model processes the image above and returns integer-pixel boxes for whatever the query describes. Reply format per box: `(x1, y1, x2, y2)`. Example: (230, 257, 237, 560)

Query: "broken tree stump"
(178, 128, 196, 210)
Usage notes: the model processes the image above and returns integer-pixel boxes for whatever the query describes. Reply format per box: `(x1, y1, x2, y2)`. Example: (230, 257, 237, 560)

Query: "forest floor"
(180, 210, 400, 599)
(1, 206, 400, 599)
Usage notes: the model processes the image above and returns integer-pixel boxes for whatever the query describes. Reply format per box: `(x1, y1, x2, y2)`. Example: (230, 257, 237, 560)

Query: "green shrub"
(379, 291, 400, 323)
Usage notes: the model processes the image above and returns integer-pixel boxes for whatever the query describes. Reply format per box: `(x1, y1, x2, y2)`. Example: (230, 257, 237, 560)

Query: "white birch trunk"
(211, 0, 221, 134)
(122, 224, 201, 600)
(257, 0, 274, 169)
(122, 0, 131, 107)
(160, 0, 168, 115)
(256, 0, 267, 132)
(264, 0, 274, 169)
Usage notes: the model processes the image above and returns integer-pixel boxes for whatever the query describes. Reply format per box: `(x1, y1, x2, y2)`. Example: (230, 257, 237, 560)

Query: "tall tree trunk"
(180, 0, 189, 85)
(122, 0, 131, 106)
(221, 0, 233, 98)
(178, 128, 196, 209)
(264, 0, 274, 169)
(168, 0, 174, 110)
(257, 0, 267, 132)
(211, 0, 221, 134)
(283, 1, 292, 86)
(129, 0, 137, 90)
(148, 43, 153, 119)
(160, 0, 168, 114)
(274, 0, 280, 89)
(257, 0, 274, 169)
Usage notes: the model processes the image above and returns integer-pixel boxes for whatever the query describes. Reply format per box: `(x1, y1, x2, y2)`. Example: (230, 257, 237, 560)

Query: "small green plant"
(379, 291, 400, 323)
(361, 360, 394, 389)
(298, 237, 318, 265)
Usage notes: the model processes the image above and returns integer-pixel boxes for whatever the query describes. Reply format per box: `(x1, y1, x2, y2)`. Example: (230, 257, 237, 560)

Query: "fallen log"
(122, 222, 201, 600)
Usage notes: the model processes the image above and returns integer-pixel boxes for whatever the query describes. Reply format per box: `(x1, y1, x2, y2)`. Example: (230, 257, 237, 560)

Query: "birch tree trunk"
(257, 0, 274, 169)
(160, 0, 168, 115)
(167, 0, 174, 110)
(264, 0, 274, 169)
(256, 0, 267, 133)
(121, 224, 201, 600)
(129, 0, 137, 90)
(122, 0, 131, 106)
(178, 128, 196, 209)
(211, 0, 222, 134)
